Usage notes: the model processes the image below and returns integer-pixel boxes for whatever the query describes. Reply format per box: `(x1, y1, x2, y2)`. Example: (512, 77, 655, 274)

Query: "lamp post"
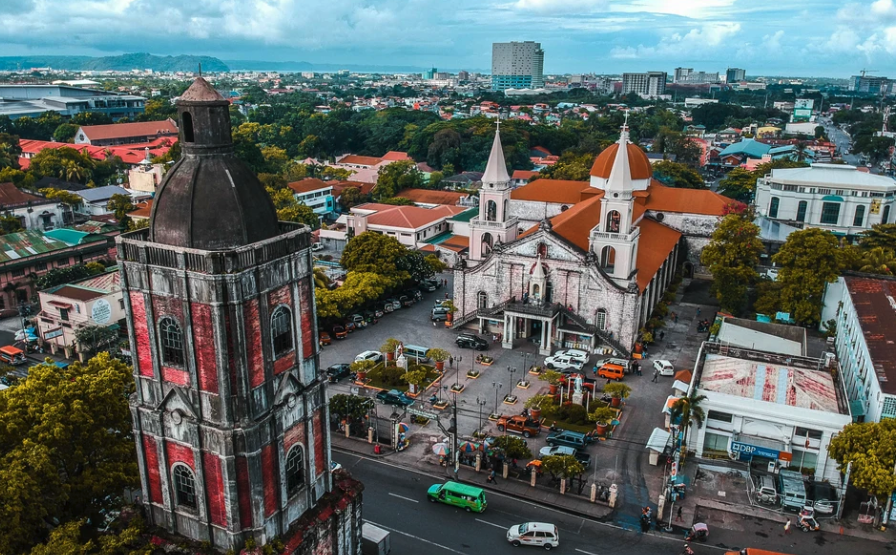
(521, 351, 531, 375)
(476, 396, 487, 436)
(455, 355, 462, 390)
(506, 366, 517, 398)
(492, 382, 502, 417)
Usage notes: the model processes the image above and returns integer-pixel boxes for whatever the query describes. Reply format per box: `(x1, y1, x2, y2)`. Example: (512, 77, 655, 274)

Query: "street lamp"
(455, 355, 463, 390)
(492, 382, 502, 417)
(521, 351, 531, 375)
(476, 396, 487, 436)
(506, 366, 517, 398)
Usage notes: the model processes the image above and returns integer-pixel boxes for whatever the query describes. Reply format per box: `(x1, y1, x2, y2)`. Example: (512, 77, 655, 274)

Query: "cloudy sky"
(2, 0, 896, 76)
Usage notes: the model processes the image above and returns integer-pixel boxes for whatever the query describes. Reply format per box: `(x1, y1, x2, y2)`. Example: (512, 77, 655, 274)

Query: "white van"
(506, 522, 559, 549)
(403, 344, 430, 362)
(754, 475, 778, 505)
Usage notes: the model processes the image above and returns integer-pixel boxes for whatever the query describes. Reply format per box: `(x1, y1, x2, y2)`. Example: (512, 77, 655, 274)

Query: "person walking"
(487, 468, 497, 484)
(784, 518, 792, 534)
(652, 368, 659, 383)
(676, 505, 683, 522)
(659, 331, 665, 341)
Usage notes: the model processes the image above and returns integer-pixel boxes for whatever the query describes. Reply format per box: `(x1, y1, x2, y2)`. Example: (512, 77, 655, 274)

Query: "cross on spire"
(622, 109, 630, 129)
(495, 119, 501, 132)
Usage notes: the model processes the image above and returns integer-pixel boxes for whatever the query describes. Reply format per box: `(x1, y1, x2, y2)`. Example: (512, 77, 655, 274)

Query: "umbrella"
(459, 441, 481, 453)
(397, 423, 409, 434)
(432, 443, 450, 456)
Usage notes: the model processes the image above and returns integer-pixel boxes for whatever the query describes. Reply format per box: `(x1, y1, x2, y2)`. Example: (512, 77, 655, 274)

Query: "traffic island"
(503, 394, 518, 405)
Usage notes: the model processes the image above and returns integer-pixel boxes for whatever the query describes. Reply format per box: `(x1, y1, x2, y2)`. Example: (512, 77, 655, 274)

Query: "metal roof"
(75, 185, 130, 203)
(0, 230, 71, 263)
(768, 164, 896, 190)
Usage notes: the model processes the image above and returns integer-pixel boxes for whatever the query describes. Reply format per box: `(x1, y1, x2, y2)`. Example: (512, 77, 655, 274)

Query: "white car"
(653, 360, 674, 376)
(551, 349, 589, 362)
(764, 268, 779, 281)
(539, 445, 576, 458)
(543, 354, 584, 372)
(354, 350, 383, 363)
(506, 522, 559, 549)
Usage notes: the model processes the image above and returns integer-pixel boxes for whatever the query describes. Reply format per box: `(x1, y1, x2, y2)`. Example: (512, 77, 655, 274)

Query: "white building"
(0, 182, 67, 230)
(689, 343, 852, 483)
(755, 164, 896, 239)
(822, 275, 896, 422)
(622, 72, 667, 98)
(346, 203, 469, 249)
(491, 41, 545, 91)
(74, 185, 150, 217)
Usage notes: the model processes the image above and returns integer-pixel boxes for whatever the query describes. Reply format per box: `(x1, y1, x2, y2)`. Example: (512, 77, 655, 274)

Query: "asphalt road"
(336, 451, 892, 555)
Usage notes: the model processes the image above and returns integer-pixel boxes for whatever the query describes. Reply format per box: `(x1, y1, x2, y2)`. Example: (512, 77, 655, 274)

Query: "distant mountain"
(0, 53, 229, 73)
(223, 59, 313, 72)
(223, 60, 435, 74)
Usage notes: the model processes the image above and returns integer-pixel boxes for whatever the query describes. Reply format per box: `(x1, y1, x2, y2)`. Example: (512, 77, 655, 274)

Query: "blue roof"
(75, 185, 129, 203)
(718, 139, 771, 159)
(44, 228, 96, 245)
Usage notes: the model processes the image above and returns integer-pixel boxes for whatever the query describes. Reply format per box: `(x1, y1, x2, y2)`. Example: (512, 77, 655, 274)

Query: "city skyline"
(2, 0, 896, 77)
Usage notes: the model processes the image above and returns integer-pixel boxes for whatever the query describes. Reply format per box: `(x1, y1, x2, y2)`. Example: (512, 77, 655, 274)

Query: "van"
(0, 345, 25, 365)
(778, 469, 807, 512)
(598, 361, 626, 381)
(403, 344, 430, 363)
(754, 475, 778, 505)
(427, 481, 487, 513)
(506, 522, 559, 549)
(361, 523, 391, 555)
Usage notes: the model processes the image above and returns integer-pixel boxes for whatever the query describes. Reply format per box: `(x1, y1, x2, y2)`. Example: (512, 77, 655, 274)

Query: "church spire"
(605, 118, 634, 193)
(482, 122, 510, 185)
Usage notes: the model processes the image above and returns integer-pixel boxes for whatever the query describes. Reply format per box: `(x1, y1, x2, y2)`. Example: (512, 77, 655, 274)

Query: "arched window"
(531, 284, 541, 298)
(481, 232, 493, 255)
(477, 291, 488, 310)
(182, 112, 194, 142)
(286, 446, 304, 497)
(600, 246, 616, 272)
(853, 205, 866, 227)
(159, 317, 184, 366)
(173, 464, 196, 509)
(596, 309, 607, 331)
(537, 242, 547, 257)
(796, 200, 807, 222)
(271, 306, 293, 358)
(884, 205, 891, 225)
(485, 200, 497, 222)
(605, 210, 621, 233)
(769, 197, 780, 218)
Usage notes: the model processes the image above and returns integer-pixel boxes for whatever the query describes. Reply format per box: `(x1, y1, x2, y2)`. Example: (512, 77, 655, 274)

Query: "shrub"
(653, 303, 669, 318)
(557, 403, 588, 425)
(589, 406, 617, 424)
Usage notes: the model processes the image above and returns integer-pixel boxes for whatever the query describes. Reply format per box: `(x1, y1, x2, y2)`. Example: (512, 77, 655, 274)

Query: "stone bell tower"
(118, 77, 362, 553)
(468, 123, 519, 262)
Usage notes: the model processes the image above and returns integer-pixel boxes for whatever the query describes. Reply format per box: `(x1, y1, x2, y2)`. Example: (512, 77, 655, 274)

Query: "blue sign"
(730, 441, 780, 460)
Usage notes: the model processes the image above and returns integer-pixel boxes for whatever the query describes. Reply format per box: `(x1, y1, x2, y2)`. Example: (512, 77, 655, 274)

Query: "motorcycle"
(684, 522, 709, 542)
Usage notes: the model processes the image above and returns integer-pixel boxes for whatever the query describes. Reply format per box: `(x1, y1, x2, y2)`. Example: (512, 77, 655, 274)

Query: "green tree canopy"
(106, 193, 134, 224)
(538, 152, 595, 181)
(29, 147, 96, 184)
(52, 123, 80, 143)
(540, 454, 585, 479)
(771, 228, 842, 325)
(717, 167, 757, 202)
(374, 160, 423, 200)
(329, 394, 374, 421)
(490, 436, 532, 460)
(340, 231, 410, 284)
(700, 210, 763, 314)
(651, 160, 705, 189)
(0, 132, 22, 170)
(74, 325, 119, 357)
(35, 264, 93, 290)
(829, 419, 896, 498)
(860, 223, 896, 250)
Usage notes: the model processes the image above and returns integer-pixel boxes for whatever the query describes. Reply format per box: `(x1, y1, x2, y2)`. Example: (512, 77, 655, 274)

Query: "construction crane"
(861, 69, 878, 78)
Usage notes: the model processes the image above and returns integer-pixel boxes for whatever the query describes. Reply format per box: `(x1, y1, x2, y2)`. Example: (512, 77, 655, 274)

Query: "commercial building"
(823, 275, 896, 422)
(491, 41, 545, 91)
(792, 99, 814, 123)
(754, 163, 896, 239)
(74, 119, 178, 146)
(849, 74, 890, 94)
(0, 84, 145, 121)
(621, 72, 667, 98)
(673, 68, 719, 84)
(726, 68, 746, 83)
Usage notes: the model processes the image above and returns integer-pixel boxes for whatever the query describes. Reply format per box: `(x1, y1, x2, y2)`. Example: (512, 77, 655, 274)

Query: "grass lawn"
(541, 417, 595, 434)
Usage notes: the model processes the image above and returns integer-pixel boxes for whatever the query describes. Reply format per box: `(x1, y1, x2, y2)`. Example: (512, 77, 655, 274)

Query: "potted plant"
(351, 359, 375, 382)
(590, 406, 617, 437)
(466, 368, 480, 379)
(442, 300, 457, 327)
(427, 348, 451, 371)
(524, 394, 554, 422)
(603, 382, 632, 408)
(539, 370, 564, 395)
(402, 369, 428, 395)
(381, 338, 401, 361)
(528, 364, 543, 376)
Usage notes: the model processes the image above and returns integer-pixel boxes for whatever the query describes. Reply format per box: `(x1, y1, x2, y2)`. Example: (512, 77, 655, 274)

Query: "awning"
(662, 395, 678, 415)
(671, 380, 689, 394)
(730, 433, 789, 460)
(646, 428, 671, 453)
(48, 301, 72, 309)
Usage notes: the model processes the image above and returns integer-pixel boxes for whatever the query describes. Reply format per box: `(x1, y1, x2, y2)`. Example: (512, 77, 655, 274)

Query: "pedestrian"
(487, 469, 497, 484)
(592, 365, 598, 376)
(696, 307, 701, 316)
(676, 505, 683, 521)
(445, 292, 449, 299)
(449, 356, 454, 367)
(652, 369, 659, 383)
(659, 331, 665, 341)
(433, 320, 437, 327)
(784, 518, 791, 534)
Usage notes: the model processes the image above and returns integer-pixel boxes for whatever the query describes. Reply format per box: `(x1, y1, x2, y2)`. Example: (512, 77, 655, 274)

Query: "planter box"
(432, 401, 450, 411)
(450, 384, 465, 394)
(478, 359, 494, 366)
(528, 368, 543, 376)
(516, 380, 530, 389)
(466, 371, 480, 379)
(502, 395, 518, 405)
(488, 413, 501, 421)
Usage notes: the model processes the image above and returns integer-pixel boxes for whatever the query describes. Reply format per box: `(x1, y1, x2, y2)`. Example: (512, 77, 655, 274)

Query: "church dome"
(590, 142, 653, 180)
(149, 78, 280, 251)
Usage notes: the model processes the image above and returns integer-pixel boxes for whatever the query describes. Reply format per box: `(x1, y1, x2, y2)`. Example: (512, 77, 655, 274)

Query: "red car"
(332, 325, 347, 339)
(319, 332, 332, 346)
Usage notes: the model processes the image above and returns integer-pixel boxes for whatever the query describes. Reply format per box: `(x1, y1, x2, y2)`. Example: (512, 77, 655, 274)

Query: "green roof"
(0, 230, 71, 263)
(44, 228, 100, 245)
(438, 481, 485, 496)
(449, 208, 479, 223)
(423, 231, 453, 245)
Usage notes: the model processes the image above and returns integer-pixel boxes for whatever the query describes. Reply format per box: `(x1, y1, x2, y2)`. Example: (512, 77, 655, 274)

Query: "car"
(434, 299, 452, 309)
(362, 310, 379, 324)
(543, 354, 585, 372)
(319, 332, 332, 346)
(653, 359, 675, 377)
(552, 349, 590, 362)
(431, 308, 450, 322)
(371, 307, 385, 318)
(355, 350, 383, 363)
(420, 281, 437, 292)
(344, 321, 357, 333)
(378, 301, 394, 314)
(376, 389, 414, 406)
(456, 333, 489, 351)
(385, 298, 401, 311)
(496, 415, 541, 438)
(764, 268, 779, 281)
(506, 522, 559, 549)
(326, 364, 353, 382)
(538, 445, 592, 469)
(545, 430, 594, 450)
(399, 295, 413, 308)
(311, 243, 324, 252)
(349, 314, 367, 329)
(332, 325, 347, 339)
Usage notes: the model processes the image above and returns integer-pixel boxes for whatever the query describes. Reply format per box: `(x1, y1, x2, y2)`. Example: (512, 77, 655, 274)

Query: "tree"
(0, 132, 22, 170)
(278, 203, 320, 229)
(232, 134, 267, 174)
(398, 250, 435, 283)
(35, 264, 93, 289)
(427, 170, 444, 189)
(29, 147, 96, 184)
(860, 224, 896, 250)
(670, 391, 707, 458)
(106, 193, 134, 226)
(379, 196, 415, 206)
(700, 211, 763, 314)
(490, 436, 532, 460)
(261, 145, 289, 174)
(651, 160, 705, 189)
(828, 420, 896, 498)
(341, 231, 410, 284)
(425, 254, 447, 274)
(52, 123, 80, 143)
(772, 228, 842, 325)
(0, 353, 138, 553)
(0, 215, 23, 235)
(329, 394, 374, 422)
(374, 160, 423, 200)
(717, 167, 757, 202)
(540, 454, 585, 480)
(857, 247, 896, 276)
(538, 152, 594, 181)
(28, 516, 152, 555)
(339, 186, 363, 210)
(74, 325, 119, 357)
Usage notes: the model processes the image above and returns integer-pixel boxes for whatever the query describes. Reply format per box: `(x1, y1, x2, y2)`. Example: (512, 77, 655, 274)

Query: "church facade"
(118, 78, 362, 553)
(453, 125, 731, 356)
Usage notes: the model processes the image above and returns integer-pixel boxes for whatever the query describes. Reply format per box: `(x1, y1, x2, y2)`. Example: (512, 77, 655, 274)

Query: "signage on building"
(44, 327, 63, 340)
(92, 298, 112, 325)
(730, 440, 780, 460)
(871, 198, 882, 215)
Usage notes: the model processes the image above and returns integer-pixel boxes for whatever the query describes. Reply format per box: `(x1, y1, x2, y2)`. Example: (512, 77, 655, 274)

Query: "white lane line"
(388, 492, 419, 503)
(366, 520, 467, 555)
(475, 518, 505, 529)
(575, 550, 599, 555)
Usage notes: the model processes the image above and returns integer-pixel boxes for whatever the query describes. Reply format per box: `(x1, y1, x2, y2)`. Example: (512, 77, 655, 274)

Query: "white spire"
(605, 121, 633, 192)
(482, 123, 511, 185)
(531, 254, 546, 279)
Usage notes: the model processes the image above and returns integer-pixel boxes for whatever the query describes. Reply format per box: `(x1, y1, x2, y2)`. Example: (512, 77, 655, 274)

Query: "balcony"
(471, 216, 519, 230)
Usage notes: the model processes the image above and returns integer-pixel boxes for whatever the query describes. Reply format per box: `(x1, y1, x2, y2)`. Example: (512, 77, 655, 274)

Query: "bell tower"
(119, 78, 361, 553)
(469, 122, 519, 262)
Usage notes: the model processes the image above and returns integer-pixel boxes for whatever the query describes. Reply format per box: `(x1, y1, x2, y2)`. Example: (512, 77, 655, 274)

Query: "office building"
(0, 84, 145, 121)
(674, 68, 692, 83)
(849, 75, 890, 94)
(491, 41, 545, 91)
(621, 72, 667, 98)
(674, 70, 720, 84)
(726, 68, 746, 83)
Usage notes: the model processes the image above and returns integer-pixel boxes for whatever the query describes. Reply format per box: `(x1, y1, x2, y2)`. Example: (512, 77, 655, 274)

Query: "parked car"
(455, 333, 489, 351)
(545, 430, 594, 450)
(431, 308, 450, 322)
(653, 359, 675, 376)
(332, 325, 347, 339)
(496, 415, 541, 438)
(349, 314, 367, 329)
(543, 354, 585, 372)
(552, 349, 590, 362)
(420, 280, 438, 292)
(319, 332, 332, 346)
(311, 243, 324, 252)
(326, 364, 354, 382)
(538, 445, 591, 469)
(344, 321, 357, 333)
(399, 295, 413, 308)
(506, 522, 559, 549)
(378, 301, 394, 314)
(764, 268, 779, 281)
(363, 310, 379, 324)
(385, 298, 401, 311)
(376, 389, 414, 406)
(434, 299, 451, 308)
(355, 350, 383, 363)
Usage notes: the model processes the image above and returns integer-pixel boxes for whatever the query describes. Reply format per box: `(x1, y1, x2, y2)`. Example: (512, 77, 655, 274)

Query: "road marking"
(388, 492, 419, 503)
(575, 550, 599, 555)
(366, 520, 467, 555)
(475, 518, 505, 529)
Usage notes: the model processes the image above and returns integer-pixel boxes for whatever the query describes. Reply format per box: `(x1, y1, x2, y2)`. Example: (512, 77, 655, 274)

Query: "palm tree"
(794, 142, 808, 163)
(671, 391, 707, 461)
(858, 247, 896, 276)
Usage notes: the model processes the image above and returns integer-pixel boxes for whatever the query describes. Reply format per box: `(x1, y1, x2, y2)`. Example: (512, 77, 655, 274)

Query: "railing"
(589, 227, 640, 243)
(558, 305, 630, 356)
(470, 217, 519, 229)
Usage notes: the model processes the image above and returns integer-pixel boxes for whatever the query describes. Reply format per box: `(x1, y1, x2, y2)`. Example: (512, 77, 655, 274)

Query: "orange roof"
(338, 155, 382, 166)
(590, 142, 653, 179)
(644, 181, 730, 215)
(381, 151, 411, 161)
(396, 188, 465, 205)
(288, 178, 332, 195)
(332, 180, 375, 196)
(512, 170, 539, 181)
(419, 244, 437, 252)
(364, 205, 467, 229)
(636, 218, 681, 292)
(442, 235, 470, 248)
(511, 179, 591, 204)
(79, 119, 177, 142)
(548, 193, 604, 251)
(129, 199, 153, 220)
(0, 182, 50, 207)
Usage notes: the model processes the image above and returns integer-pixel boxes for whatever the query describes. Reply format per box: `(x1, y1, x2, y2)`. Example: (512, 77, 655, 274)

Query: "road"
(820, 118, 862, 166)
(336, 451, 890, 555)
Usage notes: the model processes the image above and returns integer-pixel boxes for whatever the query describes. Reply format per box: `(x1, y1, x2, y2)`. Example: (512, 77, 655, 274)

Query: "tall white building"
(754, 164, 896, 240)
(491, 41, 545, 91)
(622, 72, 667, 98)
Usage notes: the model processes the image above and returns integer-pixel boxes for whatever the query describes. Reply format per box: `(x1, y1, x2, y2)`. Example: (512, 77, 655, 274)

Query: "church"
(452, 123, 732, 356)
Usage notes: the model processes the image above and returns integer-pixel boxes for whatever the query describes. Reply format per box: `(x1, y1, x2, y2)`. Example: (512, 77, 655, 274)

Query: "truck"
(496, 415, 541, 438)
(778, 469, 808, 512)
(362, 523, 391, 555)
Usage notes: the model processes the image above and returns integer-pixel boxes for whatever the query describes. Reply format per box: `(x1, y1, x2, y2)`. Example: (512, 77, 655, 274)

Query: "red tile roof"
(511, 179, 591, 204)
(79, 119, 177, 142)
(363, 205, 467, 229)
(338, 155, 382, 166)
(635, 219, 681, 292)
(288, 178, 332, 195)
(381, 151, 412, 161)
(396, 188, 466, 205)
(644, 181, 730, 215)
(548, 193, 604, 251)
(844, 276, 896, 394)
(590, 142, 653, 179)
(0, 182, 51, 207)
(129, 200, 153, 220)
(512, 170, 539, 181)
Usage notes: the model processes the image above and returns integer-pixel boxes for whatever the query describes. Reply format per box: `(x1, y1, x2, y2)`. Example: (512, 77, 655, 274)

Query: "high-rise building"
(726, 68, 746, 83)
(674, 68, 693, 83)
(491, 41, 545, 91)
(849, 74, 890, 94)
(458, 70, 470, 81)
(621, 72, 667, 98)
(674, 69, 720, 84)
(118, 77, 362, 553)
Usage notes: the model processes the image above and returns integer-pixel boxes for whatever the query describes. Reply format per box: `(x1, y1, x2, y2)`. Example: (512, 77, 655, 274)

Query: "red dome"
(590, 142, 653, 180)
